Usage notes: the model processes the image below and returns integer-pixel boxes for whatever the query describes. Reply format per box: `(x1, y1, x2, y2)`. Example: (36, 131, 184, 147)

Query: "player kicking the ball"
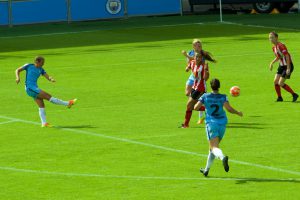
(15, 56, 77, 127)
(269, 31, 298, 102)
(194, 78, 243, 176)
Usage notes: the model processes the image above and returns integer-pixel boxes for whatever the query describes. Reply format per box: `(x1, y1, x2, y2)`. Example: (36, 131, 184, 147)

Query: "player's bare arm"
(15, 66, 24, 84)
(182, 50, 193, 61)
(223, 102, 243, 117)
(43, 73, 56, 82)
(269, 57, 279, 71)
(204, 64, 209, 81)
(285, 54, 291, 75)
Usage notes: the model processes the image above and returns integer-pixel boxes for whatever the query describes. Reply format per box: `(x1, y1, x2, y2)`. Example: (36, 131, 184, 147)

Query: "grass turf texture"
(0, 14, 300, 199)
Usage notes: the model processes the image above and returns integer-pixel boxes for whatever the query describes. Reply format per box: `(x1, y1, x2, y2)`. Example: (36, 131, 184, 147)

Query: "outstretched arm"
(43, 73, 55, 82)
(182, 50, 193, 61)
(15, 67, 24, 84)
(223, 102, 243, 117)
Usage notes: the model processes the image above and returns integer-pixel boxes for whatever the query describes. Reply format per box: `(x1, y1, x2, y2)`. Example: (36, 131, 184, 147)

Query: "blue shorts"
(25, 86, 41, 99)
(205, 123, 226, 141)
(186, 74, 195, 86)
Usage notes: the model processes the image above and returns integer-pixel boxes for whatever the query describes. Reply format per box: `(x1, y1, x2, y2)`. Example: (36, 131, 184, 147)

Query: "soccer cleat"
(276, 96, 283, 102)
(197, 117, 205, 124)
(179, 124, 189, 128)
(200, 168, 209, 177)
(42, 123, 52, 128)
(68, 98, 77, 108)
(292, 93, 299, 102)
(222, 156, 229, 172)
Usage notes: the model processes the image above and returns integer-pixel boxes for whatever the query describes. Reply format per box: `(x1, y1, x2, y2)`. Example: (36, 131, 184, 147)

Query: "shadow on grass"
(226, 122, 267, 129)
(1, 15, 299, 53)
(190, 122, 267, 129)
(214, 177, 300, 184)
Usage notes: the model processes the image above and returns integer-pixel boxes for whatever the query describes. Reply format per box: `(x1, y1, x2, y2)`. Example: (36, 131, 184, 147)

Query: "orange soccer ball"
(230, 86, 240, 97)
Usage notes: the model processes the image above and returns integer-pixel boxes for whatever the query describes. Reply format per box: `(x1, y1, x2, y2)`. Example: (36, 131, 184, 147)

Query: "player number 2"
(210, 104, 219, 116)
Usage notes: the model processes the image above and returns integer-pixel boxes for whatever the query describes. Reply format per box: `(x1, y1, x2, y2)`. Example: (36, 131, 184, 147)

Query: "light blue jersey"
(199, 93, 228, 140)
(22, 63, 46, 98)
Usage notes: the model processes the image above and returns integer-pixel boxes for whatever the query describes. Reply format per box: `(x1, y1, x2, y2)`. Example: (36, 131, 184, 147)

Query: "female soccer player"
(194, 78, 243, 176)
(182, 39, 216, 124)
(269, 32, 298, 102)
(181, 52, 209, 128)
(15, 56, 77, 127)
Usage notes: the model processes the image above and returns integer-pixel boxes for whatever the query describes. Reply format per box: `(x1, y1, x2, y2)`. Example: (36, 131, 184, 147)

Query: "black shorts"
(277, 63, 294, 79)
(190, 89, 205, 100)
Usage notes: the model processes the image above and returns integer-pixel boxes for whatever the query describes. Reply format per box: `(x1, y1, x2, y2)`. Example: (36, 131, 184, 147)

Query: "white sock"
(212, 147, 225, 160)
(39, 108, 47, 125)
(49, 97, 69, 106)
(205, 150, 215, 171)
(199, 111, 204, 119)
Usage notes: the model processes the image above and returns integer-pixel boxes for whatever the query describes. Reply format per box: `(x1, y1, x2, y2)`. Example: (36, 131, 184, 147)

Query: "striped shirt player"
(269, 32, 298, 102)
(187, 59, 207, 99)
(186, 49, 205, 87)
(15, 56, 77, 127)
(194, 78, 243, 176)
(272, 42, 293, 72)
(181, 52, 209, 128)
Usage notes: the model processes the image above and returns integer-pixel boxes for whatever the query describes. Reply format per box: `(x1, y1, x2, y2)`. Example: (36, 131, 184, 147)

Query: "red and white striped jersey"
(272, 42, 292, 66)
(187, 60, 206, 92)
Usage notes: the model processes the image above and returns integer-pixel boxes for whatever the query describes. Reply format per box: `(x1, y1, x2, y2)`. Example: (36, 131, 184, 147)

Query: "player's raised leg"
(37, 90, 77, 108)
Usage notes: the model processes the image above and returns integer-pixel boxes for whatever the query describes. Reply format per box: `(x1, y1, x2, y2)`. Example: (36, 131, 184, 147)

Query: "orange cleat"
(197, 117, 205, 124)
(68, 98, 77, 108)
(42, 123, 52, 128)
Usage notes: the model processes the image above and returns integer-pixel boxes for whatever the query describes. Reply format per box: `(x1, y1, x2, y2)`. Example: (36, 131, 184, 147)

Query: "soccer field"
(0, 15, 300, 199)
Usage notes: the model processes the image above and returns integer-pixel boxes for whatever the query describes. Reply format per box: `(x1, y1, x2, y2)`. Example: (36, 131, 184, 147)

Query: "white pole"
(8, 0, 12, 27)
(219, 0, 223, 22)
(180, 0, 183, 16)
(298, 0, 300, 13)
(124, 0, 128, 18)
(67, 0, 71, 24)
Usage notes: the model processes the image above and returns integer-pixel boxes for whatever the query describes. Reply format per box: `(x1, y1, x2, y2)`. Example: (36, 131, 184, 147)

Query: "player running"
(182, 39, 216, 124)
(15, 56, 77, 127)
(194, 78, 243, 176)
(181, 52, 209, 128)
(269, 31, 298, 102)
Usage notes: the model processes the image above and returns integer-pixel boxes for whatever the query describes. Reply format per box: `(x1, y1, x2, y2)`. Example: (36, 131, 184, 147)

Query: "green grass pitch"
(0, 14, 300, 199)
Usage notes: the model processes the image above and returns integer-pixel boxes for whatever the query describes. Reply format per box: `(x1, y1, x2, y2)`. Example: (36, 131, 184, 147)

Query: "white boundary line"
(0, 119, 19, 125)
(0, 21, 298, 39)
(0, 51, 276, 74)
(0, 23, 203, 39)
(222, 21, 300, 32)
(0, 115, 300, 176)
(0, 166, 299, 182)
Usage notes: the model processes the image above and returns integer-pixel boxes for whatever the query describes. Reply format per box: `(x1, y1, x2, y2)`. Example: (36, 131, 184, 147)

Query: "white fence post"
(219, 0, 223, 22)
(67, 0, 71, 23)
(8, 0, 12, 27)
